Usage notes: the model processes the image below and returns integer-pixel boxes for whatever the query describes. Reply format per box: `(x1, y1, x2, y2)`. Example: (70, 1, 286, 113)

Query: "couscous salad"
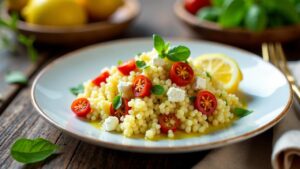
(70, 35, 251, 140)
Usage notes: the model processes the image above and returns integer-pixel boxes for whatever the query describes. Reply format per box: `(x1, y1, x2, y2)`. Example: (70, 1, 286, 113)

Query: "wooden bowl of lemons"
(174, 0, 300, 46)
(3, 0, 140, 46)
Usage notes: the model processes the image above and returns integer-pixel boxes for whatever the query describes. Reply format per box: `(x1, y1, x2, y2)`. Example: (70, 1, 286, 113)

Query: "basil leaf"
(245, 4, 268, 32)
(151, 85, 165, 95)
(233, 108, 253, 117)
(136, 60, 148, 69)
(5, 71, 28, 85)
(212, 0, 226, 7)
(153, 34, 165, 53)
(197, 7, 221, 22)
(70, 84, 84, 96)
(189, 96, 196, 102)
(117, 60, 123, 65)
(10, 138, 59, 164)
(219, 0, 247, 28)
(112, 95, 122, 110)
(205, 72, 212, 79)
(167, 46, 191, 61)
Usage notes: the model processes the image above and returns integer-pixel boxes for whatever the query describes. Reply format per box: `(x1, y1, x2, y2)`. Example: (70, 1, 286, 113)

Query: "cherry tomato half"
(92, 71, 110, 87)
(110, 98, 130, 120)
(159, 114, 181, 134)
(118, 59, 137, 76)
(194, 90, 217, 116)
(169, 62, 194, 86)
(132, 75, 152, 97)
(184, 0, 211, 15)
(71, 98, 91, 117)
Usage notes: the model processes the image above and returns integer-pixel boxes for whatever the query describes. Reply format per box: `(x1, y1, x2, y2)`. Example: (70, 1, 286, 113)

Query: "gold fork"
(262, 43, 300, 112)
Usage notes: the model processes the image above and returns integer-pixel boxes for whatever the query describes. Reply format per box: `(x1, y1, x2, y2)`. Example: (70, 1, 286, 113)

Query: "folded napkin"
(193, 61, 300, 169)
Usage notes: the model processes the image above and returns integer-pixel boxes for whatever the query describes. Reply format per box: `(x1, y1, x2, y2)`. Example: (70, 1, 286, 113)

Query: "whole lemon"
(76, 0, 124, 21)
(22, 0, 87, 26)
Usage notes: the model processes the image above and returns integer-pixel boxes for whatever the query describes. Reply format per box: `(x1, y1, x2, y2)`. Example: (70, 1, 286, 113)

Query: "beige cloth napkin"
(193, 62, 300, 169)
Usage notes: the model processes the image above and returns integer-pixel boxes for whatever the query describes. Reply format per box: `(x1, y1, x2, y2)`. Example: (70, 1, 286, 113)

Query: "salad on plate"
(70, 34, 251, 140)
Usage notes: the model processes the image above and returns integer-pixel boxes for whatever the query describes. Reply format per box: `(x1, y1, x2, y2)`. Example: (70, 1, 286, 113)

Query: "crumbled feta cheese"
(194, 77, 206, 90)
(104, 116, 119, 131)
(117, 81, 133, 98)
(167, 87, 186, 102)
(151, 57, 165, 67)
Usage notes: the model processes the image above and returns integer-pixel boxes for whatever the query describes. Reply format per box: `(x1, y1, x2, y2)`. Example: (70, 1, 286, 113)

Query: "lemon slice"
(193, 54, 243, 93)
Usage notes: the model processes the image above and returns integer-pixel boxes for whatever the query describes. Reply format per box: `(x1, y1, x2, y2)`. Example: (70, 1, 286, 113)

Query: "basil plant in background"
(197, 0, 300, 32)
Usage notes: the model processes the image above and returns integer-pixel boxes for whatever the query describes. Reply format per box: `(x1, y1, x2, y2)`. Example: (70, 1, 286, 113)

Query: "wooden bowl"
(174, 0, 300, 45)
(3, 0, 140, 46)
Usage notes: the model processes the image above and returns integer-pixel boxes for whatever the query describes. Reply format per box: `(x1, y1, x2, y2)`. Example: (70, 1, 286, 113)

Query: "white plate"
(31, 38, 292, 153)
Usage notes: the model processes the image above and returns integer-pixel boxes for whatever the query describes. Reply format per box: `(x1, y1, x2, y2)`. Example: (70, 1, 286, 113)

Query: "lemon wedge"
(193, 54, 243, 93)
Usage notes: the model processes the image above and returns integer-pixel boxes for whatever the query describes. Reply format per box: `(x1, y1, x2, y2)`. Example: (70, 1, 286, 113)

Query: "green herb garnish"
(189, 96, 196, 102)
(136, 60, 148, 69)
(233, 108, 253, 118)
(70, 84, 84, 96)
(112, 94, 122, 110)
(167, 46, 191, 62)
(5, 71, 28, 85)
(10, 138, 59, 164)
(205, 72, 212, 79)
(153, 34, 191, 62)
(151, 85, 165, 95)
(117, 60, 123, 65)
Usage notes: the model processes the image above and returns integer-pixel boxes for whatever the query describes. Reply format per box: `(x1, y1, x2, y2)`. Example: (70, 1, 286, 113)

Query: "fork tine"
(275, 43, 289, 72)
(267, 43, 281, 68)
(262, 43, 270, 62)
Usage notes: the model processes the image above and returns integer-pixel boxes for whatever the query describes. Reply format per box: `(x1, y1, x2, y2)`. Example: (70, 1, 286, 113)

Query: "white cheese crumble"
(104, 116, 119, 131)
(167, 87, 186, 102)
(117, 81, 133, 98)
(194, 77, 206, 90)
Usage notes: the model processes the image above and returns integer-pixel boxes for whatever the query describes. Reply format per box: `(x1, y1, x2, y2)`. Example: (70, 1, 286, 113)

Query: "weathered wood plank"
(0, 47, 49, 113)
(66, 142, 207, 169)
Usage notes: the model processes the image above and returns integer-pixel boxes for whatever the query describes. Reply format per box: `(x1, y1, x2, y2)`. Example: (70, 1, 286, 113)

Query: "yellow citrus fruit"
(22, 0, 87, 26)
(193, 54, 243, 93)
(76, 0, 124, 21)
(6, 0, 29, 12)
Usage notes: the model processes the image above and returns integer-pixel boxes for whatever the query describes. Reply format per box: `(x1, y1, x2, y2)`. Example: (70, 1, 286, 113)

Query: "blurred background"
(2, 0, 300, 61)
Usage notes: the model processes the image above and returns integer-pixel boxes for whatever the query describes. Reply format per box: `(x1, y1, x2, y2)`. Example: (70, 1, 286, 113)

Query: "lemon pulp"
(193, 54, 243, 93)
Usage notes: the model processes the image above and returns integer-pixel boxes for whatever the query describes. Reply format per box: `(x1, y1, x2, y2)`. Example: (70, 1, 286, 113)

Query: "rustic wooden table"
(0, 0, 299, 168)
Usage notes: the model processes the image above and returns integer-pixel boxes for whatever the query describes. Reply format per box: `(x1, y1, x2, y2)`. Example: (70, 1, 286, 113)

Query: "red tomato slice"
(118, 59, 137, 76)
(132, 75, 152, 97)
(194, 90, 217, 115)
(169, 62, 194, 86)
(71, 98, 91, 117)
(92, 71, 110, 87)
(110, 98, 130, 120)
(184, 0, 211, 15)
(159, 114, 181, 134)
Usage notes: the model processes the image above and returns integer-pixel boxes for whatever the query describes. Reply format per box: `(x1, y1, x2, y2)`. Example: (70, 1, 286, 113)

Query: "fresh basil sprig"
(153, 34, 191, 62)
(70, 84, 84, 96)
(233, 108, 253, 117)
(5, 71, 28, 85)
(136, 60, 149, 69)
(112, 94, 122, 110)
(10, 138, 59, 164)
(151, 85, 165, 95)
